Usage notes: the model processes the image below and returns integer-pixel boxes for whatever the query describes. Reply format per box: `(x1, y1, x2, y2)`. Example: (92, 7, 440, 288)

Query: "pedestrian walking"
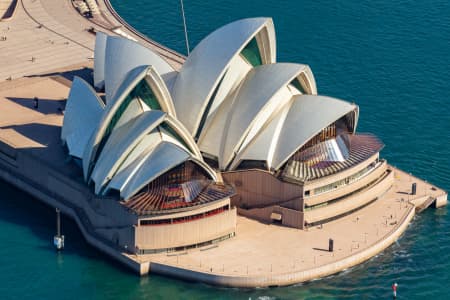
(34, 97, 39, 109)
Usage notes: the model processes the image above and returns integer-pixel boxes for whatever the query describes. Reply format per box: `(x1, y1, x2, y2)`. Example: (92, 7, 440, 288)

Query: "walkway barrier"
(85, 0, 99, 15)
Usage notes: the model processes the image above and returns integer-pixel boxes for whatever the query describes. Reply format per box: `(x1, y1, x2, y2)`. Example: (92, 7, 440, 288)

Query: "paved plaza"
(0, 0, 183, 82)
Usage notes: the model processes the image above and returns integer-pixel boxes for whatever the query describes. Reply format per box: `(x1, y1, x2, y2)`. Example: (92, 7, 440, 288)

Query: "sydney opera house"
(62, 18, 389, 254)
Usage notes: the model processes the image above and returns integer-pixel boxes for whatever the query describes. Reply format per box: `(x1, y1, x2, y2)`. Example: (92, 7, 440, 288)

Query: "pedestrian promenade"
(129, 167, 443, 286)
(0, 0, 183, 82)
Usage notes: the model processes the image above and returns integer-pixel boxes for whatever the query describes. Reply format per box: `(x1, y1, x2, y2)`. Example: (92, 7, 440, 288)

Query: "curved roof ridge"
(171, 17, 276, 135)
(164, 115, 203, 159)
(104, 131, 162, 196)
(90, 110, 166, 194)
(196, 86, 239, 159)
(228, 100, 292, 170)
(82, 64, 177, 180)
(220, 63, 311, 169)
(272, 94, 359, 170)
(109, 65, 177, 116)
(104, 35, 175, 103)
(120, 142, 189, 200)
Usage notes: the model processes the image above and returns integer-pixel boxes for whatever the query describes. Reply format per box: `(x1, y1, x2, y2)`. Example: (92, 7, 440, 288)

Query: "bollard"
(411, 183, 417, 195)
(329, 238, 334, 252)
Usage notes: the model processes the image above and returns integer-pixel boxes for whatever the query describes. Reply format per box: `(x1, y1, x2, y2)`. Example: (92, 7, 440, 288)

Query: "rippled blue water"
(1, 0, 449, 299)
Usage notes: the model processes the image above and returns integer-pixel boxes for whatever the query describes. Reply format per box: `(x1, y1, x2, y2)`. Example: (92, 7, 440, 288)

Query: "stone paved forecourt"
(0, 0, 447, 288)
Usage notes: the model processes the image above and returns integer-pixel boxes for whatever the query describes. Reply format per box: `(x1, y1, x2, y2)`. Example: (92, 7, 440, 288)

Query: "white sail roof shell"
(163, 115, 203, 159)
(227, 95, 357, 171)
(171, 17, 276, 136)
(105, 132, 161, 194)
(271, 95, 358, 170)
(90, 110, 166, 194)
(219, 63, 313, 168)
(110, 64, 176, 116)
(61, 77, 104, 159)
(62, 19, 365, 201)
(197, 88, 237, 159)
(119, 143, 217, 200)
(106, 141, 218, 199)
(82, 66, 148, 179)
(89, 108, 204, 194)
(205, 55, 252, 120)
(104, 36, 175, 103)
(119, 142, 189, 200)
(228, 101, 292, 170)
(82, 65, 185, 180)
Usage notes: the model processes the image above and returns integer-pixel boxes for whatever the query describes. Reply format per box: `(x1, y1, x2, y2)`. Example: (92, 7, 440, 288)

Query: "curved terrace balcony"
(281, 133, 384, 182)
(123, 161, 234, 215)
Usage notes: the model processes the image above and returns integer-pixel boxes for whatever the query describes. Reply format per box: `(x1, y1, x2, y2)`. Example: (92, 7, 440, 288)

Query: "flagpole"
(180, 0, 190, 55)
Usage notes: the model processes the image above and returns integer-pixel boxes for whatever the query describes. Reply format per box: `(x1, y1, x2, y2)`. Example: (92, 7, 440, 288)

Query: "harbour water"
(1, 0, 449, 299)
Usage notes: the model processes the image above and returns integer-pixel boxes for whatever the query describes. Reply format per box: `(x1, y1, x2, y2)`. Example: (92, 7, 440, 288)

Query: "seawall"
(0, 135, 148, 275)
(150, 206, 415, 287)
